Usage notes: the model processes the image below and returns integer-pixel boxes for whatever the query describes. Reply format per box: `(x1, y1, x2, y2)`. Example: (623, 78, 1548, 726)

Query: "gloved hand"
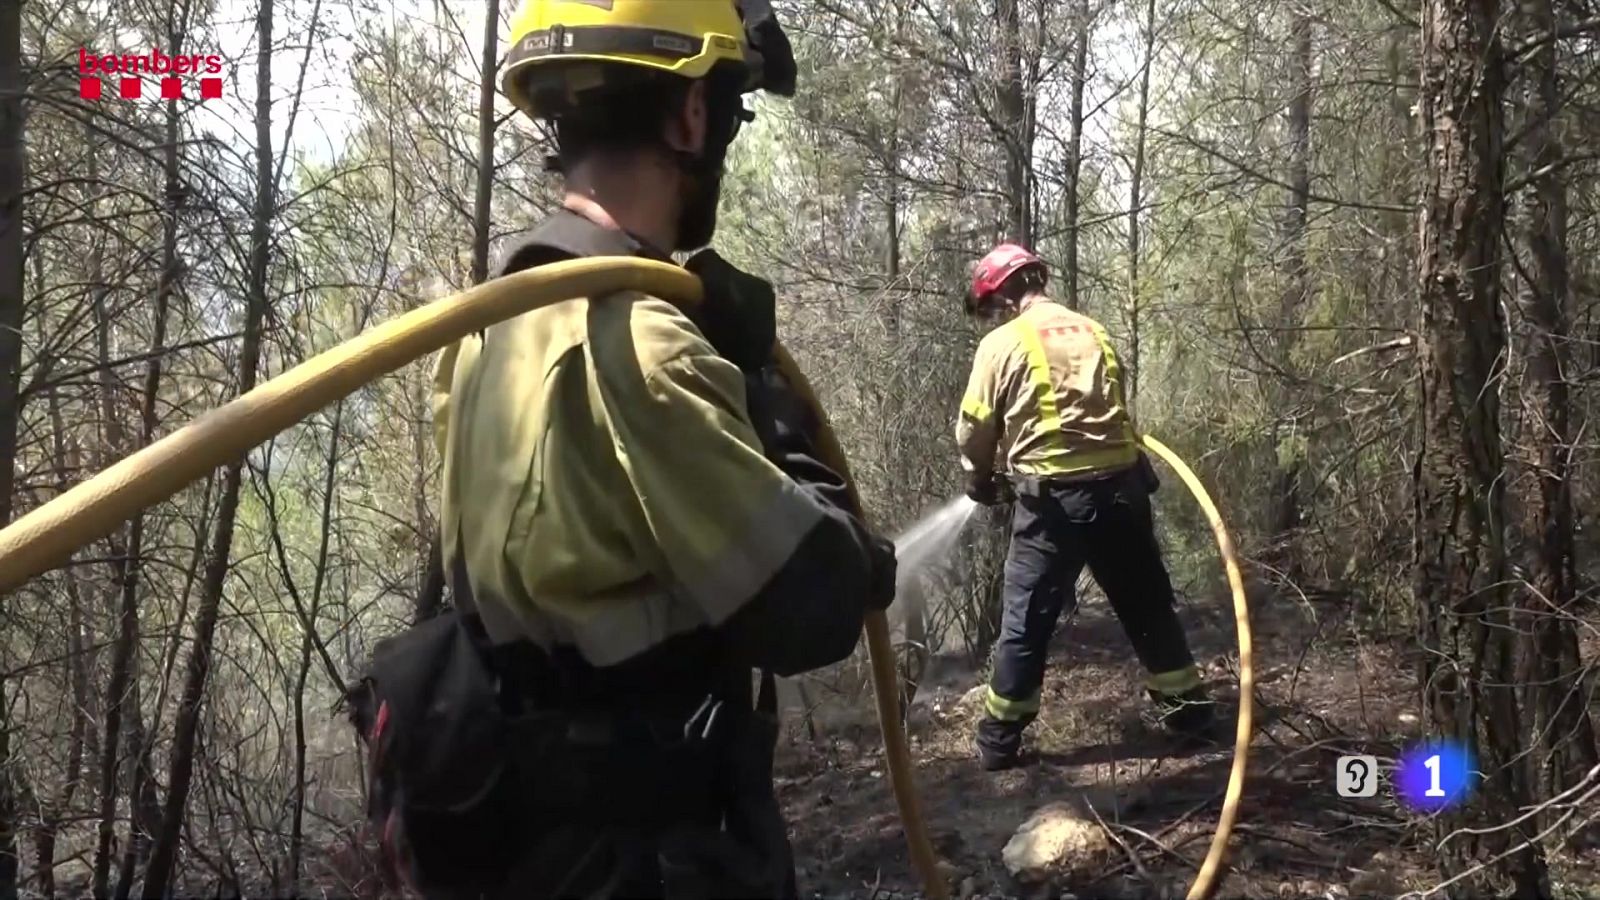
(865, 534, 897, 611)
(685, 248, 777, 375)
(966, 472, 1015, 506)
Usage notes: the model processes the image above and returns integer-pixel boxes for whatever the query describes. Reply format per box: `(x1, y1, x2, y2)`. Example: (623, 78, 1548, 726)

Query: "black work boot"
(976, 716, 1032, 771)
(1148, 687, 1220, 745)
(980, 746, 1036, 772)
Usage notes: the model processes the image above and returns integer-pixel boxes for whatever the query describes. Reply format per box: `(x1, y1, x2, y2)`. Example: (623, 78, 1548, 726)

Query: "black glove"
(966, 472, 1014, 507)
(685, 248, 777, 375)
(1137, 451, 1161, 494)
(865, 534, 897, 611)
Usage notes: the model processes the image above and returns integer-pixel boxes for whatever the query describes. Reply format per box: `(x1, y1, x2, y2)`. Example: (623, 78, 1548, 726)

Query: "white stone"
(1001, 803, 1112, 882)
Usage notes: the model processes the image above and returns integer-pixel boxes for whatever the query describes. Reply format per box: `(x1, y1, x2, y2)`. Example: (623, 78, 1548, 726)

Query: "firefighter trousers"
(977, 466, 1202, 759)
(484, 674, 800, 899)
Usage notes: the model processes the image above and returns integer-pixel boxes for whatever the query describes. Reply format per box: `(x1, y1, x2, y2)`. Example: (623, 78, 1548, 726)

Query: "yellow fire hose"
(1138, 435, 1253, 900)
(0, 257, 1251, 900)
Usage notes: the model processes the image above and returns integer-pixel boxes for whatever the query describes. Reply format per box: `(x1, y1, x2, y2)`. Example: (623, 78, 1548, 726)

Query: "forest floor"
(774, 584, 1600, 900)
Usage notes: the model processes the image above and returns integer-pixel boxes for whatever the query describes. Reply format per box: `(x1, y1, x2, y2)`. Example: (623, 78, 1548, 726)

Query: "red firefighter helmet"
(967, 242, 1047, 314)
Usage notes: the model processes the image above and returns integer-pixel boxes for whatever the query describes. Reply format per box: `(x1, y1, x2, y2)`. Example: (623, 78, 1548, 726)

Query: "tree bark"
(415, 535, 445, 623)
(1268, 7, 1314, 573)
(0, 0, 26, 892)
(34, 138, 104, 900)
(1127, 0, 1156, 410)
(1063, 0, 1089, 309)
(143, 0, 273, 890)
(996, 0, 1032, 246)
(112, 709, 158, 900)
(1415, 0, 1547, 893)
(1512, 0, 1599, 805)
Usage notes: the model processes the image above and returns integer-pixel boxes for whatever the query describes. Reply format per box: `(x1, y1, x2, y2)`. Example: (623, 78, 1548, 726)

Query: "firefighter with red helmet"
(957, 243, 1217, 771)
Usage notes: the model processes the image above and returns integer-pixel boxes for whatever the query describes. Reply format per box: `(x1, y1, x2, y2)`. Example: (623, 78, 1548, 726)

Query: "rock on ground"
(1001, 802, 1113, 883)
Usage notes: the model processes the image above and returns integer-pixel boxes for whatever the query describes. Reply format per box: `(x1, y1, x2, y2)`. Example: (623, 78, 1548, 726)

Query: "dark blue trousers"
(977, 466, 1201, 759)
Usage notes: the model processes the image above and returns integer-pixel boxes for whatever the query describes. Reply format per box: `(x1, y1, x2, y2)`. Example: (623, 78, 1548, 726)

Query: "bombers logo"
(78, 48, 225, 100)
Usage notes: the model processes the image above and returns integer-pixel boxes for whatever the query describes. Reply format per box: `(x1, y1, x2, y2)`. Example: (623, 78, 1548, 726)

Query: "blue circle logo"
(1394, 740, 1473, 812)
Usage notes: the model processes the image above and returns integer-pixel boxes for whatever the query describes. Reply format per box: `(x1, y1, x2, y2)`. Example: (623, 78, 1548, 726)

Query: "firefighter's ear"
(665, 79, 710, 157)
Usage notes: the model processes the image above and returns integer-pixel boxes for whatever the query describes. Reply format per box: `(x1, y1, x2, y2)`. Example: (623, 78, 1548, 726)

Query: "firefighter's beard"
(674, 167, 724, 252)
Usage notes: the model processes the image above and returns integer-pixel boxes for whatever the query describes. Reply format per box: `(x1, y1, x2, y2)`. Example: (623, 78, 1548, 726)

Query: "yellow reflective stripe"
(961, 392, 992, 421)
(1087, 321, 1137, 443)
(674, 477, 825, 622)
(985, 686, 1041, 722)
(1012, 318, 1068, 455)
(1146, 665, 1202, 696)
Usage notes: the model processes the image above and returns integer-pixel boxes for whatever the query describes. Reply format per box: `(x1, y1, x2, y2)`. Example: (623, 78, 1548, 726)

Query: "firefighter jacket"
(431, 209, 882, 677)
(957, 298, 1140, 481)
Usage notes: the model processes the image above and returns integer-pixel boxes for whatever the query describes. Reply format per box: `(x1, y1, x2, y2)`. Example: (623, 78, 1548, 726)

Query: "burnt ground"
(772, 584, 1600, 900)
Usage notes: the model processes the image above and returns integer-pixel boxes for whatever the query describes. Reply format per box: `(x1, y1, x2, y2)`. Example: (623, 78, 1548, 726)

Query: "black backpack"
(343, 598, 790, 898)
(345, 607, 544, 896)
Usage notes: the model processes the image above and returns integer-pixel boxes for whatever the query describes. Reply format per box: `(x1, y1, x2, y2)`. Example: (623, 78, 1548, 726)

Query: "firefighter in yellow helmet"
(957, 244, 1216, 772)
(348, 2, 897, 898)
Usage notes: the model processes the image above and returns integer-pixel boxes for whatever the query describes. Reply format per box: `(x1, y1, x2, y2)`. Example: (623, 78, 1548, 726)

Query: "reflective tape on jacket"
(1085, 318, 1138, 447)
(959, 300, 1141, 480)
(1013, 316, 1069, 459)
(960, 392, 992, 422)
(435, 289, 829, 667)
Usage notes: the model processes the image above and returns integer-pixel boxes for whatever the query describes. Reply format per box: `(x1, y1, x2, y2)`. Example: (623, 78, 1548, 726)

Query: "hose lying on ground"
(0, 257, 1253, 900)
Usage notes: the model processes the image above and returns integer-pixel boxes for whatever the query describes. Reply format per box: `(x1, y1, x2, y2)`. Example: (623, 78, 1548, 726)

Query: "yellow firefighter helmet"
(503, 0, 797, 120)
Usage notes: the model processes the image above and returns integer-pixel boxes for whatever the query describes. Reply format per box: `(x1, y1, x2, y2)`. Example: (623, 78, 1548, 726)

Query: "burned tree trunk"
(996, 0, 1033, 246)
(36, 388, 90, 899)
(1414, 0, 1548, 893)
(1511, 0, 1599, 803)
(0, 0, 26, 892)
